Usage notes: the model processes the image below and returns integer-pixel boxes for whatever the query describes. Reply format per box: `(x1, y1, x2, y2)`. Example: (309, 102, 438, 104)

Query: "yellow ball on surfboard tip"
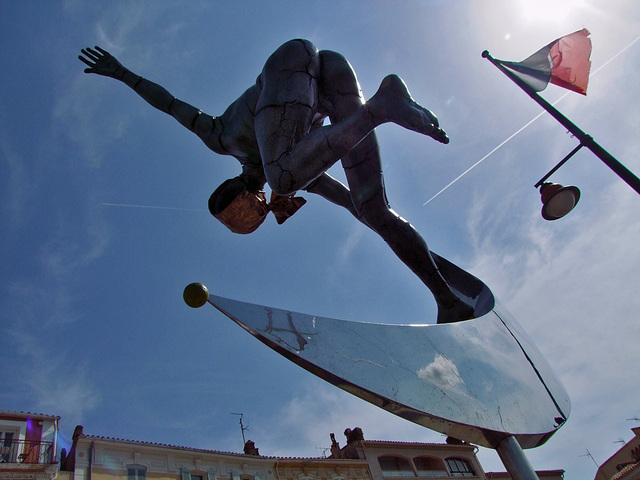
(183, 282, 209, 308)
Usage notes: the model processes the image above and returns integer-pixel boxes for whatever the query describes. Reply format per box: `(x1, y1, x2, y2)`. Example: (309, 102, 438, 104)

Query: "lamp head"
(539, 182, 581, 220)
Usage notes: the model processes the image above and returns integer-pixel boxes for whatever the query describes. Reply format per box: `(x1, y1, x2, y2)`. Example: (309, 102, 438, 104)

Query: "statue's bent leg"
(254, 39, 321, 194)
(255, 40, 385, 196)
(318, 50, 473, 323)
(255, 40, 447, 196)
(255, 39, 364, 195)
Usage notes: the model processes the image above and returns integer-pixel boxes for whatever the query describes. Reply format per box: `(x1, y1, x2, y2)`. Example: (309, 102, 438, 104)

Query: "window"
(183, 469, 207, 480)
(378, 456, 415, 477)
(413, 457, 447, 478)
(127, 465, 147, 480)
(445, 458, 475, 477)
(0, 432, 15, 463)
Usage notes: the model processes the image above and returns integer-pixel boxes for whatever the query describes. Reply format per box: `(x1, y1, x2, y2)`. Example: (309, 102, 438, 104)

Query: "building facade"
(58, 423, 562, 480)
(59, 426, 370, 480)
(327, 427, 563, 479)
(0, 410, 60, 480)
(329, 427, 486, 478)
(60, 425, 275, 480)
(595, 427, 640, 480)
(274, 458, 370, 480)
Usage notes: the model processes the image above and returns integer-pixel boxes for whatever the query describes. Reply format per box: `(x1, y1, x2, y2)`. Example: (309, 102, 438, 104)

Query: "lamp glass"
(547, 192, 576, 217)
(541, 185, 580, 220)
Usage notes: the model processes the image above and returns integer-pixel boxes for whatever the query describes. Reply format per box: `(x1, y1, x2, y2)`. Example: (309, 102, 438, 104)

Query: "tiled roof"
(79, 434, 247, 456)
(0, 410, 61, 420)
(611, 462, 640, 480)
(362, 439, 469, 448)
(78, 434, 336, 461)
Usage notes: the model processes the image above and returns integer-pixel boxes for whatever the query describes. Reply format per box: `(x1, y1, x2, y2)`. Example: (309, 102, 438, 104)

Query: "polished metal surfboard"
(203, 253, 569, 449)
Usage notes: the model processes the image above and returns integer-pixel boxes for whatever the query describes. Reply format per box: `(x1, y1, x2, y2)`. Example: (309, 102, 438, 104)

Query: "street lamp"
(534, 143, 584, 221)
(539, 183, 580, 220)
(483, 51, 640, 221)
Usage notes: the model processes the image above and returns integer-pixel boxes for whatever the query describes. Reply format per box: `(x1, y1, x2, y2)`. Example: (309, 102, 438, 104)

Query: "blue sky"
(1, 1, 639, 479)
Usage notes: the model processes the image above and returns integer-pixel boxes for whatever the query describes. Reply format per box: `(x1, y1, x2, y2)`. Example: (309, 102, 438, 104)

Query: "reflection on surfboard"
(203, 252, 569, 449)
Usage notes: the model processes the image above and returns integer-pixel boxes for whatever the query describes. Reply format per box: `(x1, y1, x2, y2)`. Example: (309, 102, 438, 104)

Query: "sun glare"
(520, 0, 586, 24)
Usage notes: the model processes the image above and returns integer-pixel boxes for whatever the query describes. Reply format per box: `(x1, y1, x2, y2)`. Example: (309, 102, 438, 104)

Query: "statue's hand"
(78, 46, 127, 80)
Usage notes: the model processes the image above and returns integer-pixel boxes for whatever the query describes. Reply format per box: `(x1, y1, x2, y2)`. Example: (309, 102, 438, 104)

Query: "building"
(0, 410, 60, 480)
(329, 427, 483, 478)
(273, 456, 370, 480)
(59, 423, 562, 480)
(594, 427, 640, 480)
(328, 427, 563, 479)
(59, 426, 370, 480)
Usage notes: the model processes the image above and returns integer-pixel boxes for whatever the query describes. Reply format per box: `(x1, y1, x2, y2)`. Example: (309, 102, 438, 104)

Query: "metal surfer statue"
(79, 39, 473, 324)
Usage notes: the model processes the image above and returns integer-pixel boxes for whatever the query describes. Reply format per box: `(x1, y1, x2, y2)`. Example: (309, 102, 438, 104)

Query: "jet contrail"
(423, 35, 640, 207)
(100, 202, 205, 212)
(422, 110, 547, 206)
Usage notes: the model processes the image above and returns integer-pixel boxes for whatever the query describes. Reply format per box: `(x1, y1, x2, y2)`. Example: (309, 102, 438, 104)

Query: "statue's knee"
(260, 40, 321, 107)
(318, 50, 363, 117)
(319, 50, 356, 84)
(264, 167, 297, 196)
(264, 39, 319, 75)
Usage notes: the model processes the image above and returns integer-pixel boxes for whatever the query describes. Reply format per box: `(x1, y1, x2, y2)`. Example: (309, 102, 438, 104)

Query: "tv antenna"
(627, 417, 640, 423)
(231, 413, 248, 445)
(580, 449, 599, 468)
(315, 445, 330, 458)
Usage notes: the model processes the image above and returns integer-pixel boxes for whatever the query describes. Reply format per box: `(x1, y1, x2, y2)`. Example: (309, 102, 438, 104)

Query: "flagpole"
(482, 50, 640, 196)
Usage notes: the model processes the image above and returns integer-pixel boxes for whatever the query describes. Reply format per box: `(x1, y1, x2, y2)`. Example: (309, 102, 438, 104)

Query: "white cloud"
(254, 380, 445, 458)
(0, 135, 29, 231)
(7, 327, 101, 424)
(338, 224, 365, 263)
(417, 354, 464, 392)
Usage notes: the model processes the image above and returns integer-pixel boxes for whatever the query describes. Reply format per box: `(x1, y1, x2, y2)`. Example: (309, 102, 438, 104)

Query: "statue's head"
(208, 176, 269, 234)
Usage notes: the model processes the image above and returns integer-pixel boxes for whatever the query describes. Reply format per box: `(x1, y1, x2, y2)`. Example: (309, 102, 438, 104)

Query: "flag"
(500, 28, 592, 95)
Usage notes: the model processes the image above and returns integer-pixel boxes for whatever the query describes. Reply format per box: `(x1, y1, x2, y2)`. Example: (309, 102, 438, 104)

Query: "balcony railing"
(0, 440, 55, 465)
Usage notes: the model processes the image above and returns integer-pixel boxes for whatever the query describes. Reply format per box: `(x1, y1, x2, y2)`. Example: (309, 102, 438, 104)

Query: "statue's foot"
(437, 298, 475, 324)
(368, 74, 449, 144)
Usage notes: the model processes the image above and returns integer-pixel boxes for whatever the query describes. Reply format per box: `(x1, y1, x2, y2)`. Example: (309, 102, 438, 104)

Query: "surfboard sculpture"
(191, 252, 569, 450)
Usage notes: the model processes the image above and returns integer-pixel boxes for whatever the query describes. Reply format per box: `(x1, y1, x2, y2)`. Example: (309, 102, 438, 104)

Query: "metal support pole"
(535, 143, 584, 188)
(482, 50, 640, 196)
(495, 436, 540, 480)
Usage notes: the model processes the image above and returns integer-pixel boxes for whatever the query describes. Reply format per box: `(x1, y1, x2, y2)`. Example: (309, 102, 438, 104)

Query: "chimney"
(243, 440, 259, 456)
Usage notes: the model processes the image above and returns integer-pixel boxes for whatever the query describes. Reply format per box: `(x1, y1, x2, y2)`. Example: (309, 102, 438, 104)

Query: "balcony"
(0, 440, 55, 465)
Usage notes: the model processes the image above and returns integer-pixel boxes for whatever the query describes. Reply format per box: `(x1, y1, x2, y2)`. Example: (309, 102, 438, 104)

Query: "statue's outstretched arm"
(79, 46, 221, 151)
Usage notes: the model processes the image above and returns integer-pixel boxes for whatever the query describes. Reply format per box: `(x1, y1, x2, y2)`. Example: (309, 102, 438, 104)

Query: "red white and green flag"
(500, 28, 592, 95)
